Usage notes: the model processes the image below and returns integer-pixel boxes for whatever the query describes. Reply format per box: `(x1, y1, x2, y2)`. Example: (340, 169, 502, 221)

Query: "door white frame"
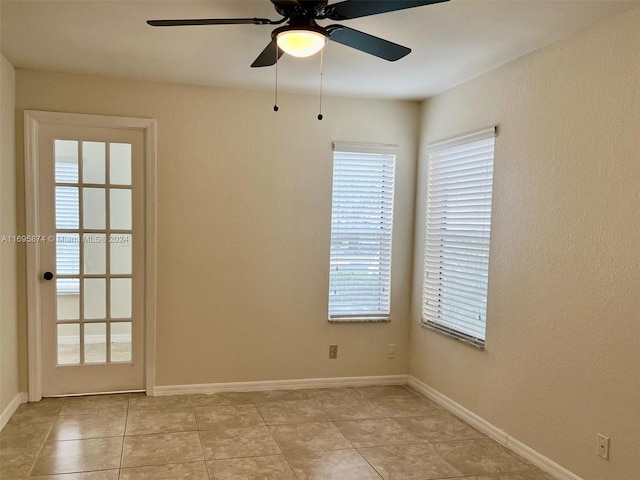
(24, 110, 157, 401)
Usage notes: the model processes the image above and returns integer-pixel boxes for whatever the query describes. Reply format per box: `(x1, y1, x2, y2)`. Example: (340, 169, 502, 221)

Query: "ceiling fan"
(147, 0, 449, 67)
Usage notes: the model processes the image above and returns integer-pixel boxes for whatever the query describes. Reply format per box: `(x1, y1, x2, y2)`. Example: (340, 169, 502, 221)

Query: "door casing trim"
(24, 110, 157, 401)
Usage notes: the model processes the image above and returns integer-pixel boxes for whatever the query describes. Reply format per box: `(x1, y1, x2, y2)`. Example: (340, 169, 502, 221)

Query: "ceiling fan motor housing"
(271, 17, 327, 41)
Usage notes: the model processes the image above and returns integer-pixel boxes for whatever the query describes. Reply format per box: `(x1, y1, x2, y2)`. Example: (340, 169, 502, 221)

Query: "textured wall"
(0, 53, 19, 413)
(411, 8, 640, 480)
(14, 70, 420, 387)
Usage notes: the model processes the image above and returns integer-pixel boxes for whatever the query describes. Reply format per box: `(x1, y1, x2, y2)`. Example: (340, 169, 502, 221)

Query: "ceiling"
(1, 0, 638, 100)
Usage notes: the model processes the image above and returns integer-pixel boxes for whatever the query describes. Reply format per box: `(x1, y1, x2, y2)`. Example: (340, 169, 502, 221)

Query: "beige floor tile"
(1, 386, 551, 480)
(2, 414, 56, 440)
(127, 395, 192, 411)
(270, 422, 351, 454)
(195, 404, 264, 430)
(119, 461, 209, 479)
(190, 392, 254, 407)
(319, 398, 387, 421)
(0, 446, 39, 479)
(432, 439, 529, 476)
(394, 414, 484, 442)
(359, 443, 463, 480)
(1, 426, 49, 454)
(48, 411, 127, 441)
(257, 400, 329, 425)
(354, 385, 419, 399)
(303, 388, 362, 402)
(457, 468, 556, 480)
(121, 431, 204, 468)
(30, 470, 120, 479)
(369, 395, 445, 417)
(11, 398, 65, 419)
(250, 389, 313, 403)
(208, 454, 297, 479)
(334, 418, 419, 448)
(125, 408, 197, 435)
(199, 425, 281, 460)
(30, 437, 123, 476)
(1, 464, 33, 480)
(286, 448, 382, 480)
(59, 394, 129, 415)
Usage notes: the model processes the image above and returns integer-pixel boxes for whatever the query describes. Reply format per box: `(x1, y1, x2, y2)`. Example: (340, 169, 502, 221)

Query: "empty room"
(0, 1, 638, 479)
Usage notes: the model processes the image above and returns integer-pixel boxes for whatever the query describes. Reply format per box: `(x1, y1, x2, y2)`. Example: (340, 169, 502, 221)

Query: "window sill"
(329, 316, 390, 323)
(421, 321, 485, 350)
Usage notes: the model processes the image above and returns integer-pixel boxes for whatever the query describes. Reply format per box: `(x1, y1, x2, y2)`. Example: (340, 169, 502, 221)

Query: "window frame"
(421, 126, 497, 348)
(328, 142, 398, 323)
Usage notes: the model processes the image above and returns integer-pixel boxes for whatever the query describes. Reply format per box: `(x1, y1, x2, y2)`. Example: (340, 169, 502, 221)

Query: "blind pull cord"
(273, 46, 279, 112)
(317, 48, 324, 120)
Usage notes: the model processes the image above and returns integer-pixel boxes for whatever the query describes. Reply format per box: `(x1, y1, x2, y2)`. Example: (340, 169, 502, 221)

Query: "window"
(421, 127, 496, 347)
(328, 142, 397, 322)
(55, 143, 80, 294)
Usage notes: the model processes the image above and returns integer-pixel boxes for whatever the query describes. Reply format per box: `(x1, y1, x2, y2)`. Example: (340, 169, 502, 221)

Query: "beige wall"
(411, 8, 640, 480)
(1, 52, 20, 413)
(14, 70, 420, 387)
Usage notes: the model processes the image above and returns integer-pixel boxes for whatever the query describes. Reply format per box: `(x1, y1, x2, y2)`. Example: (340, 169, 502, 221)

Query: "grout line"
(255, 403, 301, 480)
(25, 400, 65, 477)
(354, 446, 386, 480)
(193, 404, 212, 479)
(118, 396, 130, 472)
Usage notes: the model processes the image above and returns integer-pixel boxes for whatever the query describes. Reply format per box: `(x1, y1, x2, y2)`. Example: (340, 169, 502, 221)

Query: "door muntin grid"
(54, 139, 133, 366)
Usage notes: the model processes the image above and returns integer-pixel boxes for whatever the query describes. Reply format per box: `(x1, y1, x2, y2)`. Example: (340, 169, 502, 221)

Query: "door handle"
(43, 272, 54, 281)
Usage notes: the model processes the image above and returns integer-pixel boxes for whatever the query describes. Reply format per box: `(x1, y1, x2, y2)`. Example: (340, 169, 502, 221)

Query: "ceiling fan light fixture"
(276, 29, 327, 58)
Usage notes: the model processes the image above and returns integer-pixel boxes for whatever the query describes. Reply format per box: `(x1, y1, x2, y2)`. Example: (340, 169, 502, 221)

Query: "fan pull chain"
(273, 46, 279, 112)
(317, 48, 324, 120)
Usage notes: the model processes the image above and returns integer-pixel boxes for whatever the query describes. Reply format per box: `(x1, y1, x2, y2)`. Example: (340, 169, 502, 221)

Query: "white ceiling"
(1, 0, 638, 100)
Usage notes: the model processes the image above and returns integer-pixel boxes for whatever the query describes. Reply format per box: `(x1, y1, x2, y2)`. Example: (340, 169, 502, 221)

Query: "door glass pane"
(55, 187, 79, 229)
(57, 279, 79, 320)
(111, 322, 132, 362)
(110, 278, 132, 319)
(55, 140, 78, 184)
(57, 323, 80, 365)
(83, 233, 106, 274)
(84, 322, 106, 364)
(56, 233, 79, 275)
(110, 143, 132, 185)
(110, 189, 132, 230)
(110, 234, 132, 275)
(84, 278, 106, 319)
(83, 188, 106, 230)
(83, 141, 106, 184)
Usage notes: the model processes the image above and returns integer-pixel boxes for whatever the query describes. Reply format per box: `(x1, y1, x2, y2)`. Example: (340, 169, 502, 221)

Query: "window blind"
(422, 127, 496, 347)
(55, 159, 80, 294)
(328, 143, 397, 321)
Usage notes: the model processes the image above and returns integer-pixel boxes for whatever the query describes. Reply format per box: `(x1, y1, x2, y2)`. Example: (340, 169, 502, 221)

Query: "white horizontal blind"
(329, 144, 397, 321)
(55, 159, 80, 294)
(422, 127, 496, 347)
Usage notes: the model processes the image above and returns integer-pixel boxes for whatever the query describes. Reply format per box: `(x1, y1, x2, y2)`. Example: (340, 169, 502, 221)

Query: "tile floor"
(0, 385, 555, 479)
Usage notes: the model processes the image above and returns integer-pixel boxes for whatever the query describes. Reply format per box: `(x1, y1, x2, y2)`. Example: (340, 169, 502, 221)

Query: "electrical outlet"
(597, 434, 610, 460)
(387, 344, 396, 359)
(329, 344, 338, 359)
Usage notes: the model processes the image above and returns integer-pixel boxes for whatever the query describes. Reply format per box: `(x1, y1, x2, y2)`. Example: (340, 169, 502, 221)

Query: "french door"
(25, 111, 156, 397)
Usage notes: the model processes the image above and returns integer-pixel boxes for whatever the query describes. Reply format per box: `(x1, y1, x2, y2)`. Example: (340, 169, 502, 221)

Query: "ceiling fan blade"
(270, 0, 299, 6)
(251, 40, 284, 68)
(327, 0, 448, 20)
(147, 18, 275, 27)
(327, 26, 410, 61)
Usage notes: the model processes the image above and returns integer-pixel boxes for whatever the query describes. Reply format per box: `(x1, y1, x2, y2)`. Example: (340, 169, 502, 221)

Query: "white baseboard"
(407, 376, 582, 480)
(0, 392, 28, 431)
(155, 374, 408, 396)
